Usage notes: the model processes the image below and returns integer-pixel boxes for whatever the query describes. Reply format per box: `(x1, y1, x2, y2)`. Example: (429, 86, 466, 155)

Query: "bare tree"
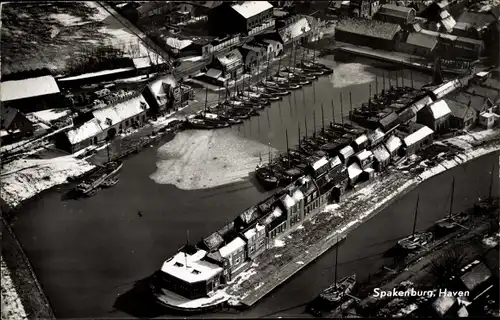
(428, 245, 468, 289)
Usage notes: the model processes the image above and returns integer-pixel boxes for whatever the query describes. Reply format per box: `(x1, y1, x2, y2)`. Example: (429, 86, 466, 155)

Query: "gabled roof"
(216, 49, 243, 67)
(427, 99, 452, 120)
(203, 232, 225, 252)
(466, 84, 499, 102)
(0, 106, 20, 130)
(372, 145, 391, 163)
(219, 237, 246, 258)
(379, 112, 401, 131)
(406, 32, 438, 50)
(384, 135, 403, 153)
(444, 98, 475, 119)
(278, 17, 311, 43)
(238, 206, 261, 226)
(335, 18, 402, 40)
(377, 4, 416, 21)
(403, 125, 434, 147)
(1, 75, 60, 102)
(65, 118, 103, 145)
(92, 96, 149, 130)
(450, 92, 489, 112)
(230, 1, 273, 19)
(460, 262, 492, 291)
(457, 11, 496, 29)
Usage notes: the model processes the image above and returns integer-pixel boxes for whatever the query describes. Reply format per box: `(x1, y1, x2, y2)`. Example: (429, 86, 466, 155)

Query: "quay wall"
(236, 139, 500, 307)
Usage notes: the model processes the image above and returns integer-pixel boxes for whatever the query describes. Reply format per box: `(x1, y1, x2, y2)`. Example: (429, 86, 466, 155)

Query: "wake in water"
(150, 129, 278, 190)
(329, 63, 376, 88)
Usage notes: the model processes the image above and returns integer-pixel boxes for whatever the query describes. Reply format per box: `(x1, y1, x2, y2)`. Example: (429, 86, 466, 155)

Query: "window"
(234, 257, 241, 265)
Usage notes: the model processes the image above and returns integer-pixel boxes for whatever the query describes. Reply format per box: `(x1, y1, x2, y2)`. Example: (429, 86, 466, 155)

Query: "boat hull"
(397, 232, 433, 251)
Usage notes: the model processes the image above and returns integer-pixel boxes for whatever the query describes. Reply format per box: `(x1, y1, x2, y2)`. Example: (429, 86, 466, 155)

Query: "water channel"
(9, 58, 499, 318)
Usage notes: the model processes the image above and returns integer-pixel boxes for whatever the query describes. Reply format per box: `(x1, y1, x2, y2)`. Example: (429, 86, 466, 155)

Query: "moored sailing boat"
(308, 235, 354, 316)
(75, 161, 123, 196)
(435, 177, 469, 230)
(397, 194, 433, 251)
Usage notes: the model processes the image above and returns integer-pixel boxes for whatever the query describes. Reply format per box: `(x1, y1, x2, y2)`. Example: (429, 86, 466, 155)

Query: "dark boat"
(319, 274, 356, 304)
(307, 235, 353, 317)
(187, 118, 230, 129)
(255, 164, 279, 190)
(397, 195, 434, 251)
(435, 177, 469, 229)
(75, 161, 123, 196)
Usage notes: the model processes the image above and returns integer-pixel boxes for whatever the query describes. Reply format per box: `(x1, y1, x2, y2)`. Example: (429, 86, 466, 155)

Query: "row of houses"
(154, 90, 475, 299)
(154, 73, 500, 299)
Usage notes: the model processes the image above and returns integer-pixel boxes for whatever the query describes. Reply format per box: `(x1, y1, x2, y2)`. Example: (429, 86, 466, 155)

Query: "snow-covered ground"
(149, 129, 278, 190)
(0, 157, 94, 208)
(1, 258, 28, 320)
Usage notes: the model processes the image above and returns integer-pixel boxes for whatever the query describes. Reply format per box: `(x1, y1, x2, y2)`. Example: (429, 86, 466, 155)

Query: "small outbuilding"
(402, 125, 434, 155)
(372, 145, 391, 171)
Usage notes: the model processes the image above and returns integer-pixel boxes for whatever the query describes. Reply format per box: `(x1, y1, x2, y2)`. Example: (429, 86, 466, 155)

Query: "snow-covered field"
(149, 129, 278, 189)
(1, 258, 28, 320)
(0, 157, 94, 208)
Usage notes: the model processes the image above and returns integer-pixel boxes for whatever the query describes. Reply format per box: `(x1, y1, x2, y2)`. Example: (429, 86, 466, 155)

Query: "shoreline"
(156, 130, 500, 311)
(238, 140, 499, 307)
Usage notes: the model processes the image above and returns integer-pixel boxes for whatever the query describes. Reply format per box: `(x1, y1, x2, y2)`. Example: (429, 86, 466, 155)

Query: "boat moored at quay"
(148, 69, 499, 312)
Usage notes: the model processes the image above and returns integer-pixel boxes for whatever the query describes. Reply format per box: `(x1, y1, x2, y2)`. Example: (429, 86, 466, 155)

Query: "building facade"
(417, 99, 452, 132)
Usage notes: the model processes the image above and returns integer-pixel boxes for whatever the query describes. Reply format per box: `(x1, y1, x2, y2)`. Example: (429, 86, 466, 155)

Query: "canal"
(9, 59, 498, 318)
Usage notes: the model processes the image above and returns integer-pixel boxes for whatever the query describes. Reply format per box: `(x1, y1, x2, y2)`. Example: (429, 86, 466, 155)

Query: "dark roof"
(466, 84, 499, 102)
(0, 106, 20, 130)
(456, 36, 484, 46)
(457, 11, 496, 29)
(444, 98, 474, 119)
(237, 206, 262, 227)
(217, 221, 235, 240)
(449, 91, 489, 112)
(215, 48, 243, 67)
(406, 32, 438, 50)
(377, 4, 415, 20)
(398, 107, 416, 123)
(460, 262, 492, 291)
(379, 112, 401, 130)
(203, 232, 224, 252)
(335, 18, 402, 40)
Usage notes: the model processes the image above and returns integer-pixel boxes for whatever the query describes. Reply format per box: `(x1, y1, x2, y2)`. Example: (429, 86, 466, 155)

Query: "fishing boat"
(102, 177, 119, 188)
(75, 161, 123, 196)
(266, 87, 290, 96)
(435, 178, 469, 229)
(307, 235, 353, 316)
(397, 195, 433, 251)
(255, 164, 279, 190)
(187, 118, 230, 129)
(285, 83, 302, 90)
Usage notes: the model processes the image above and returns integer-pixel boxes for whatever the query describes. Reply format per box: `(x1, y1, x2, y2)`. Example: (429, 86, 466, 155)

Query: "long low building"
(334, 18, 402, 51)
(55, 95, 150, 153)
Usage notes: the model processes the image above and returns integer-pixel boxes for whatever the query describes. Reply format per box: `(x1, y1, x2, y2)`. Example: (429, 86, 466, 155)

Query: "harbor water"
(9, 59, 499, 318)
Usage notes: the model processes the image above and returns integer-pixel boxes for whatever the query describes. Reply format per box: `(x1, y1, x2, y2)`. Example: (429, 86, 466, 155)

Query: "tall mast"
(449, 177, 455, 217)
(369, 84, 372, 102)
(204, 87, 208, 114)
(313, 109, 316, 138)
(411, 194, 420, 238)
(321, 103, 325, 133)
(298, 122, 301, 148)
(383, 72, 386, 91)
(266, 53, 270, 80)
(340, 93, 344, 125)
(489, 161, 495, 202)
(349, 91, 353, 124)
(410, 69, 414, 89)
(278, 54, 282, 76)
(268, 142, 271, 164)
(304, 116, 308, 139)
(331, 100, 336, 124)
(334, 234, 339, 287)
(286, 129, 290, 168)
(302, 47, 305, 65)
(375, 76, 378, 95)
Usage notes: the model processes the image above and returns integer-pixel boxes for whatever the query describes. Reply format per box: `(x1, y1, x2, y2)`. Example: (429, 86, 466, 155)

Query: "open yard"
(1, 2, 162, 75)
